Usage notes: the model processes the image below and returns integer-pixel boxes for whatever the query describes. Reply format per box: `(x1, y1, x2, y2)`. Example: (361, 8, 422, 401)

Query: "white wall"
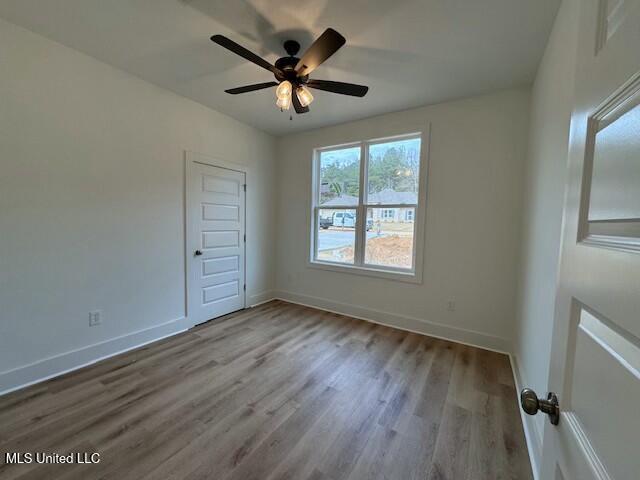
(513, 0, 579, 471)
(0, 19, 277, 392)
(274, 88, 530, 351)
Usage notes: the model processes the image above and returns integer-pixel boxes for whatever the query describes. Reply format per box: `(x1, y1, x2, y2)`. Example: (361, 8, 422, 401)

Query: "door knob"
(520, 388, 560, 425)
(194, 250, 203, 256)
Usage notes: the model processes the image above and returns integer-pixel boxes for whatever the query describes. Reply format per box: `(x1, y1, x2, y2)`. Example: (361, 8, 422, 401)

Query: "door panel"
(202, 230, 239, 248)
(202, 175, 240, 195)
(203, 280, 239, 304)
(203, 256, 239, 276)
(588, 96, 640, 221)
(542, 0, 640, 478)
(566, 306, 639, 479)
(203, 203, 240, 221)
(187, 161, 245, 326)
(583, 77, 640, 250)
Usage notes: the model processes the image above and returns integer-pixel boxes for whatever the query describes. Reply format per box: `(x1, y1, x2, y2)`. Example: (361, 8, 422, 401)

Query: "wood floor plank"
(497, 384, 534, 479)
(222, 386, 340, 480)
(426, 403, 472, 480)
(466, 392, 504, 480)
(413, 340, 456, 421)
(317, 374, 392, 480)
(0, 301, 532, 480)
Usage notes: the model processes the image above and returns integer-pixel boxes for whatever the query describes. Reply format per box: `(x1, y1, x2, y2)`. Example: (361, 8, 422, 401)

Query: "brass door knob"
(520, 388, 560, 425)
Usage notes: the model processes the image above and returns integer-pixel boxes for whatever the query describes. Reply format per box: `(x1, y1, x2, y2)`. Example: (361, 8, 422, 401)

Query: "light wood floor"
(0, 300, 533, 480)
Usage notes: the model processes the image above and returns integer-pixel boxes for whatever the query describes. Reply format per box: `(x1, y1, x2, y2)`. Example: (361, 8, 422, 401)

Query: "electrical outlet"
(89, 310, 102, 326)
(447, 301, 456, 312)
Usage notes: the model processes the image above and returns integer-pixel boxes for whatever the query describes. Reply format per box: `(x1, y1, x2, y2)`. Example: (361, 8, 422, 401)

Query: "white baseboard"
(0, 317, 187, 396)
(273, 290, 511, 354)
(249, 290, 276, 307)
(509, 354, 543, 480)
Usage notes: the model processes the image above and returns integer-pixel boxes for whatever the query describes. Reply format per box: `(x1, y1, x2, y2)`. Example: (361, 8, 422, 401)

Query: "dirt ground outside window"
(318, 231, 413, 269)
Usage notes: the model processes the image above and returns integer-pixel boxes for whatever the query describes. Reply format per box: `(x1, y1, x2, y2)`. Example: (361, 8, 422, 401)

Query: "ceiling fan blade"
(211, 34, 282, 76)
(306, 79, 369, 97)
(291, 91, 310, 114)
(295, 28, 346, 77)
(225, 82, 278, 95)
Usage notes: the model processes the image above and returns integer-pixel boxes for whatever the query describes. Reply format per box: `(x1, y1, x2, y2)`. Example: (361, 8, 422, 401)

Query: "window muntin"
(312, 134, 423, 275)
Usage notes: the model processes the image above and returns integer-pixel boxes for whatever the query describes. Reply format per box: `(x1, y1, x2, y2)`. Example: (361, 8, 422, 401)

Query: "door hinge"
(243, 284, 246, 291)
(243, 184, 246, 192)
(243, 234, 246, 243)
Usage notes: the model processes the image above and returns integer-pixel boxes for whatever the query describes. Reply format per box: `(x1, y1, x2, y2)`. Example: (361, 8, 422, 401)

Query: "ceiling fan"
(211, 28, 369, 114)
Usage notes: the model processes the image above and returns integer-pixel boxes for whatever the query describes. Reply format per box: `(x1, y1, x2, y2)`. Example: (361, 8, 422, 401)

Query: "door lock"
(194, 250, 203, 256)
(520, 388, 560, 425)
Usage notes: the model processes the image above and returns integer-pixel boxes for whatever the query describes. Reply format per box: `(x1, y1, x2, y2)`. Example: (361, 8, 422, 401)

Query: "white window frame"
(309, 130, 429, 284)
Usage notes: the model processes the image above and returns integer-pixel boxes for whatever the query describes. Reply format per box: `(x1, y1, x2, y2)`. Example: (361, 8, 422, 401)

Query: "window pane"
(367, 137, 421, 205)
(365, 208, 415, 269)
(316, 209, 357, 264)
(319, 146, 360, 206)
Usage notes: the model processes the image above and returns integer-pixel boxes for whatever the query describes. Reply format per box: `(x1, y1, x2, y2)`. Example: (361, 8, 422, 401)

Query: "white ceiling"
(0, 0, 560, 136)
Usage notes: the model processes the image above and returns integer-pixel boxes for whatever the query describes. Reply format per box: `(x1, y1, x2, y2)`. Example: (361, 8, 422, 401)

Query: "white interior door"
(187, 160, 245, 326)
(537, 1, 640, 478)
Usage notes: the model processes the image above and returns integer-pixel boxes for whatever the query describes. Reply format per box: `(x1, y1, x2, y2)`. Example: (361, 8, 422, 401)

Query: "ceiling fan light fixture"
(296, 86, 314, 107)
(276, 92, 291, 110)
(276, 80, 292, 99)
(211, 29, 368, 116)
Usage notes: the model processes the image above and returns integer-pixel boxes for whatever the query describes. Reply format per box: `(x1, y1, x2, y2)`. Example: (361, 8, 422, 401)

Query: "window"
(311, 133, 425, 280)
(382, 209, 395, 220)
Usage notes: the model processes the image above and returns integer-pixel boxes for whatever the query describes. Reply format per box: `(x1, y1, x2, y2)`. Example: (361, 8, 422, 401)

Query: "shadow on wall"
(180, 0, 418, 79)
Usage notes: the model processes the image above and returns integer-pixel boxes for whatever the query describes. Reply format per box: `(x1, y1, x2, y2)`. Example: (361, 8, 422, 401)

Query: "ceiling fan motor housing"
(283, 39, 300, 56)
(275, 52, 308, 84)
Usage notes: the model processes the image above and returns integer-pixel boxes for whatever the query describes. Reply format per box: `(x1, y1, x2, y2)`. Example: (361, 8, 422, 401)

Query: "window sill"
(308, 260, 422, 284)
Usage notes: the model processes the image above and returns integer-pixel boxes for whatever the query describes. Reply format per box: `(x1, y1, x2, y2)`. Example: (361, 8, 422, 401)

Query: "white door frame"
(184, 151, 249, 329)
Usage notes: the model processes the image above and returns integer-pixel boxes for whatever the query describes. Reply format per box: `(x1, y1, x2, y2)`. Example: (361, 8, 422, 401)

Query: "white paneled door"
(187, 160, 245, 326)
(537, 1, 640, 479)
